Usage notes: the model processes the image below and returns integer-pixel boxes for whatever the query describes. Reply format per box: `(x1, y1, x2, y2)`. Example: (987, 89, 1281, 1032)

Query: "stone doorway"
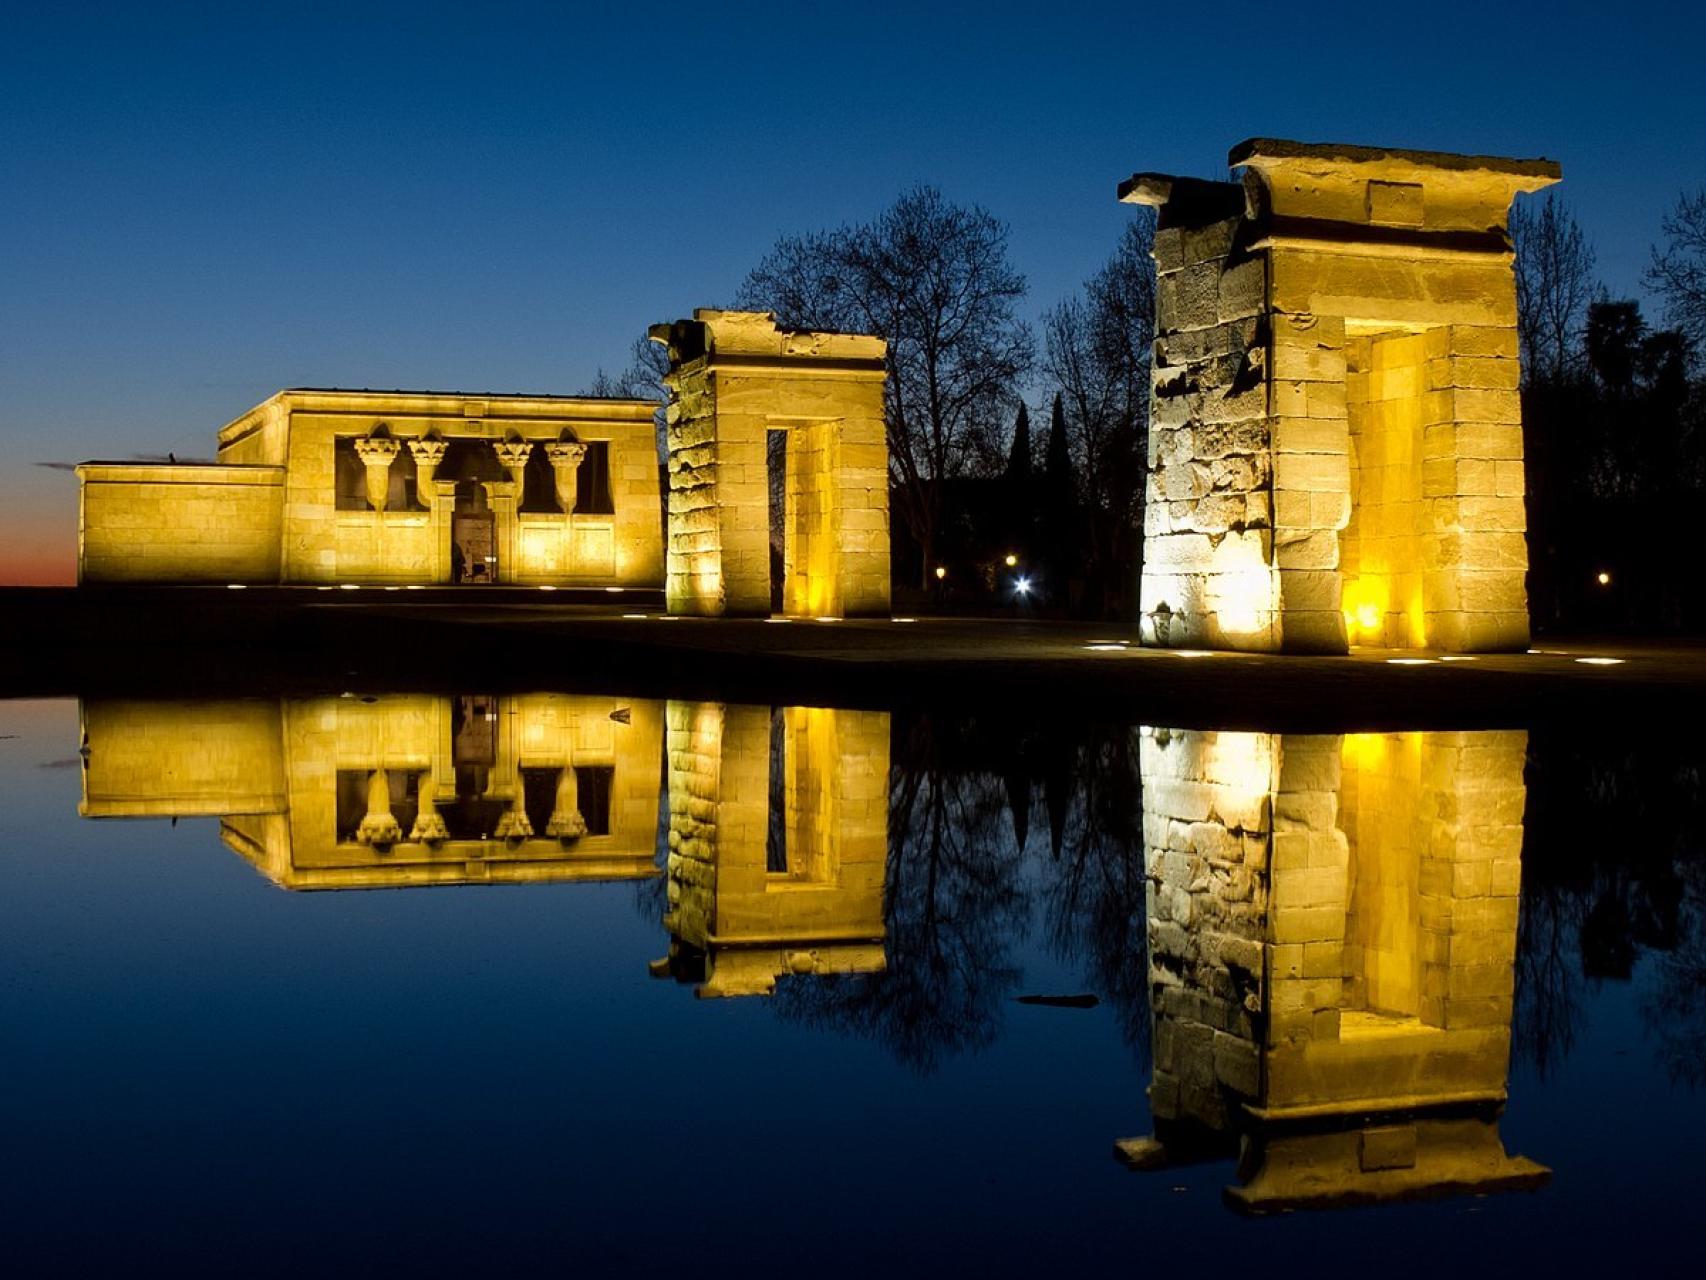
(452, 483, 496, 583)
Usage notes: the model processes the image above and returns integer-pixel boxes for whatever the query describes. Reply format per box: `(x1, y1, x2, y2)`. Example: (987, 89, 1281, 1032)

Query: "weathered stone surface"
(1131, 138, 1552, 654)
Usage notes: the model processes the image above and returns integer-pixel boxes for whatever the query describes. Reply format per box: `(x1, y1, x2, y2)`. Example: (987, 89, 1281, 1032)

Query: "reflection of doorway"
(452, 482, 495, 583)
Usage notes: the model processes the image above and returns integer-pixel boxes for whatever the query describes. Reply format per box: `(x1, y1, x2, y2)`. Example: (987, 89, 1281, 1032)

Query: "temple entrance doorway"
(452, 482, 496, 583)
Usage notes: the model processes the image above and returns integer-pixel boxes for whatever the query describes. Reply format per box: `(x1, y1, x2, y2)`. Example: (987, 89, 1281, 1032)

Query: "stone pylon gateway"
(1124, 139, 1561, 653)
(650, 310, 891, 619)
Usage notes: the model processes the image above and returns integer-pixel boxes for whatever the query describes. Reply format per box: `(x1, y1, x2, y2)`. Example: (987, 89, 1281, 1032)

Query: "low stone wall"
(77, 463, 283, 583)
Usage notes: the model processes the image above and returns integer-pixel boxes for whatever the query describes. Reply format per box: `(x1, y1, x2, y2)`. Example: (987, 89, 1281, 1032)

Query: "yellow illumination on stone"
(1122, 726, 1546, 1211)
(76, 390, 664, 589)
(1125, 138, 1558, 655)
(650, 310, 890, 620)
(657, 701, 889, 997)
(78, 694, 666, 890)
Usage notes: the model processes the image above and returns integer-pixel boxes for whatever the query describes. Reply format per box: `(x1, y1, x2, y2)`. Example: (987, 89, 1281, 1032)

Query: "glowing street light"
(1013, 576, 1032, 596)
(1596, 571, 1611, 586)
(934, 566, 947, 581)
(1004, 553, 1018, 568)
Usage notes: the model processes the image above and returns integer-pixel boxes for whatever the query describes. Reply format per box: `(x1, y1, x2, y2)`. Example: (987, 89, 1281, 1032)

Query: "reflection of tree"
(1035, 723, 1150, 1063)
(773, 716, 1026, 1074)
(1512, 886, 1584, 1078)
(1641, 859, 1706, 1088)
(1519, 731, 1702, 1078)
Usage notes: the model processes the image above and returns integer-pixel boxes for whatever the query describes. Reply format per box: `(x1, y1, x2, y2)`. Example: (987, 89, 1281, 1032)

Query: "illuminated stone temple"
(76, 390, 664, 587)
(1118, 727, 1548, 1211)
(79, 694, 665, 889)
(1125, 139, 1560, 652)
(651, 310, 891, 618)
(652, 701, 889, 996)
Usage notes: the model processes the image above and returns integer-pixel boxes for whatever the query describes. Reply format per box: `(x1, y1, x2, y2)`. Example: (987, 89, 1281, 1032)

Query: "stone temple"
(1125, 139, 1560, 653)
(76, 389, 664, 588)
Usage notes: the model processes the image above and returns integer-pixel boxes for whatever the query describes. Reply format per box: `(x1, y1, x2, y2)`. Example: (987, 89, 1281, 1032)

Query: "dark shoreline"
(3, 586, 1703, 732)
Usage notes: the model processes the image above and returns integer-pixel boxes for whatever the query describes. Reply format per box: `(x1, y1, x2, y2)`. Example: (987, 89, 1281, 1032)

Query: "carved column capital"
(354, 437, 400, 512)
(355, 769, 402, 845)
(545, 441, 587, 468)
(408, 437, 449, 467)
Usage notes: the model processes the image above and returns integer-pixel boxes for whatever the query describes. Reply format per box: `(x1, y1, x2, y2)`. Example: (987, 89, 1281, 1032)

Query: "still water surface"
(1, 693, 1701, 1273)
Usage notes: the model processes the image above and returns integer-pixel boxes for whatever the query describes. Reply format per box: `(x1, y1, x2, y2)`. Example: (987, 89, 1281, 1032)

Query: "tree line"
(1514, 187, 1706, 631)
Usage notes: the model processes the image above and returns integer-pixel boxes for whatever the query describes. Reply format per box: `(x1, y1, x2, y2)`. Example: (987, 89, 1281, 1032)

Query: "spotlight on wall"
(1596, 571, 1611, 586)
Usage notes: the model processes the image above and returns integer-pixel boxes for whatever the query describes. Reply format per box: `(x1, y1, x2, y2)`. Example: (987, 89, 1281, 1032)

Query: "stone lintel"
(1230, 137, 1561, 184)
(1119, 173, 1246, 227)
(650, 309, 886, 379)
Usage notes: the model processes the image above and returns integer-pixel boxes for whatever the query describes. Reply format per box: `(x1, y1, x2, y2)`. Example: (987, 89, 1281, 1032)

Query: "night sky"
(3, 0, 1702, 583)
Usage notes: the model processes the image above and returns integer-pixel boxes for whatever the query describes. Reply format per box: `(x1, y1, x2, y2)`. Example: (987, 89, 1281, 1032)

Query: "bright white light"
(1084, 643, 1129, 652)
(1014, 577, 1032, 595)
(815, 616, 840, 623)
(316, 586, 334, 592)
(339, 584, 360, 591)
(538, 585, 557, 591)
(1386, 657, 1436, 665)
(605, 586, 623, 593)
(1089, 639, 1131, 647)
(1575, 656, 1625, 666)
(764, 618, 792, 624)
(384, 586, 401, 591)
(1596, 571, 1611, 586)
(891, 617, 917, 623)
(1439, 655, 1479, 662)
(621, 613, 648, 620)
(1172, 649, 1213, 658)
(226, 583, 247, 590)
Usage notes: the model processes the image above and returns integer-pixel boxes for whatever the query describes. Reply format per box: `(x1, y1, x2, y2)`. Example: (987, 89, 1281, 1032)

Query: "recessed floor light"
(1575, 656, 1625, 666)
(1386, 657, 1436, 665)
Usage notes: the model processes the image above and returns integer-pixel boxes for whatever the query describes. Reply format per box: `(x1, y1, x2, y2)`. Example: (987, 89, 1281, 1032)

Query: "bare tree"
(738, 186, 1033, 585)
(1510, 193, 1597, 385)
(1646, 187, 1706, 356)
(581, 333, 671, 454)
(1041, 214, 1156, 613)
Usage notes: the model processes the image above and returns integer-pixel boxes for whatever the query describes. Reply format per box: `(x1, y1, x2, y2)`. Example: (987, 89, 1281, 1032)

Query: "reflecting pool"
(3, 693, 1703, 1272)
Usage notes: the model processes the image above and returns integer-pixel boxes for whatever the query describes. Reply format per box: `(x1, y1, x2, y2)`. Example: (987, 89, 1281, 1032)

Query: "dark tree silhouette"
(1510, 193, 1597, 386)
(1646, 186, 1706, 354)
(738, 186, 1033, 586)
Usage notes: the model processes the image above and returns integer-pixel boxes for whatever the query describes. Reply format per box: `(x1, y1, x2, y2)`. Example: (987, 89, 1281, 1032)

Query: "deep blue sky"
(3, 0, 1703, 580)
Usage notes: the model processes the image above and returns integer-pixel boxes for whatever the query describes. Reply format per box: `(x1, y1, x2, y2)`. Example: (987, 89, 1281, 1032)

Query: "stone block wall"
(1139, 727, 1528, 1131)
(654, 310, 890, 618)
(1140, 183, 1281, 651)
(664, 700, 888, 996)
(76, 463, 284, 584)
(1124, 139, 1557, 652)
(79, 699, 288, 817)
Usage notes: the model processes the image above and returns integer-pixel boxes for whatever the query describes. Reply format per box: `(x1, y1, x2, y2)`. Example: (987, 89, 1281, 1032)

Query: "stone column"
(485, 480, 519, 584)
(493, 439, 533, 490)
(408, 773, 449, 842)
(408, 438, 449, 509)
(354, 437, 401, 512)
(430, 479, 457, 582)
(545, 441, 587, 514)
(546, 764, 588, 839)
(356, 769, 402, 845)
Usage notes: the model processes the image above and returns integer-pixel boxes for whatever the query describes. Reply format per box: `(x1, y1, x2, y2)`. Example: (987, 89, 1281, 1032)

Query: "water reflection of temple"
(79, 695, 665, 889)
(652, 703, 889, 997)
(1120, 728, 1549, 1212)
(78, 695, 890, 994)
